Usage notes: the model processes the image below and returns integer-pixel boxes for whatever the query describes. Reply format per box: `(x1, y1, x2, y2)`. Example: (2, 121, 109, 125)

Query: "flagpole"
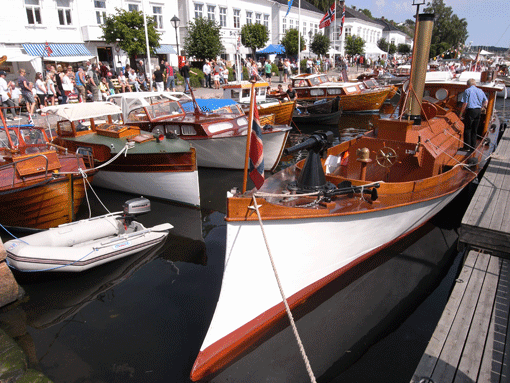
(333, 1, 337, 55)
(142, 0, 153, 90)
(297, 0, 301, 75)
(242, 80, 257, 193)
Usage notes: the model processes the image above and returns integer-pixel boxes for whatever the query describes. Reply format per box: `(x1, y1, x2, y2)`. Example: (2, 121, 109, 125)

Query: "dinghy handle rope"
(5, 248, 96, 272)
(251, 195, 317, 383)
(0, 223, 30, 244)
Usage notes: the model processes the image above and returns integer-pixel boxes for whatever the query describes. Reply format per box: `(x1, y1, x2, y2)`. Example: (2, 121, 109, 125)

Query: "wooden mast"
(242, 80, 257, 193)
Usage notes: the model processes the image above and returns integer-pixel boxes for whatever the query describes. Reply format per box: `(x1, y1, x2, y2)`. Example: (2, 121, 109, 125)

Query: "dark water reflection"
(0, 98, 507, 382)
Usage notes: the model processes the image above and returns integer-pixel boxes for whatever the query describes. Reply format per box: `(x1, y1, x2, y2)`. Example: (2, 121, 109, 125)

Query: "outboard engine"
(285, 131, 336, 192)
(122, 197, 151, 225)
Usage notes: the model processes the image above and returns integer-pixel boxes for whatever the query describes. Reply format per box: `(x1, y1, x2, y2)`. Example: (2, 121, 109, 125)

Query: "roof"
(373, 18, 402, 32)
(42, 102, 121, 121)
(271, 0, 322, 15)
(343, 6, 378, 24)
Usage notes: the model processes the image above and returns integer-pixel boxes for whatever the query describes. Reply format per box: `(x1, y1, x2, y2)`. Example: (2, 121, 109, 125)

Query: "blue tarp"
(256, 44, 285, 54)
(181, 99, 238, 113)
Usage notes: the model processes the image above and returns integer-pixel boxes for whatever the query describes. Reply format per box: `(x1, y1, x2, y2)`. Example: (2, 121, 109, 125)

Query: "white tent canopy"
(364, 43, 387, 58)
(479, 49, 494, 56)
(2, 47, 36, 63)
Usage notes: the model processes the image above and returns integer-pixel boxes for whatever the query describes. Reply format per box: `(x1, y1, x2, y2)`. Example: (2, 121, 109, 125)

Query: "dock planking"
(460, 127, 510, 257)
(411, 250, 510, 383)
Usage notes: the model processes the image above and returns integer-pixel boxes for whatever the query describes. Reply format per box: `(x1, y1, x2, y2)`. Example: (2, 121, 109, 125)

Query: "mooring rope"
(250, 195, 317, 383)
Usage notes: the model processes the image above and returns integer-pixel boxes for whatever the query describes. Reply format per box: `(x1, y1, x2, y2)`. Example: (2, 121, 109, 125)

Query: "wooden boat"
(271, 73, 393, 113)
(5, 197, 172, 272)
(0, 110, 92, 229)
(292, 98, 343, 125)
(222, 81, 296, 126)
(42, 102, 200, 207)
(190, 12, 505, 381)
(108, 92, 291, 171)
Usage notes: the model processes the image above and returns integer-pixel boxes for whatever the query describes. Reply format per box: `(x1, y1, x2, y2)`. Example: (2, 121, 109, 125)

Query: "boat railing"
(46, 141, 94, 169)
(0, 153, 50, 187)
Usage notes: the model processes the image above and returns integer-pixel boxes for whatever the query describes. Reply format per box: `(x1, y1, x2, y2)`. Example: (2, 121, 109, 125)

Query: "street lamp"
(171, 15, 180, 56)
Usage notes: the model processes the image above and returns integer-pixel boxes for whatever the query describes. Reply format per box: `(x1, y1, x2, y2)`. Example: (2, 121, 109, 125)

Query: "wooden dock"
(459, 127, 510, 257)
(411, 250, 509, 383)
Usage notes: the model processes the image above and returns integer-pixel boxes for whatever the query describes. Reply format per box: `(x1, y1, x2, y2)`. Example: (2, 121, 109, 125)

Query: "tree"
(397, 43, 411, 55)
(344, 35, 365, 56)
(101, 8, 161, 59)
(183, 17, 224, 61)
(280, 29, 306, 57)
(310, 33, 331, 57)
(424, 0, 468, 58)
(359, 9, 373, 18)
(377, 37, 388, 52)
(388, 42, 397, 55)
(241, 23, 269, 58)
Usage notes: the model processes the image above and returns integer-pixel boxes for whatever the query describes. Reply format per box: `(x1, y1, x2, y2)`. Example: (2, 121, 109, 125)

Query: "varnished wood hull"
(0, 174, 89, 229)
(257, 101, 296, 126)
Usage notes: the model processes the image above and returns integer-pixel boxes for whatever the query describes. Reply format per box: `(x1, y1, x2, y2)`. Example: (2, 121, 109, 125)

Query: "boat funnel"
(405, 13, 434, 125)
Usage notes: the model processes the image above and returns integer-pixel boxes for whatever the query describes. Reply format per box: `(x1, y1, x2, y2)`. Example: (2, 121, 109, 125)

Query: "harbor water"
(1, 97, 508, 383)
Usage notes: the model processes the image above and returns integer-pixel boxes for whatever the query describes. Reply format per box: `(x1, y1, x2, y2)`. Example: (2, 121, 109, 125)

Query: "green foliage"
(307, 0, 332, 12)
(175, 66, 204, 88)
(101, 8, 161, 58)
(280, 29, 306, 57)
(359, 9, 373, 18)
(344, 35, 365, 56)
(388, 42, 397, 55)
(397, 43, 411, 55)
(424, 0, 468, 58)
(241, 24, 269, 58)
(310, 33, 331, 57)
(183, 18, 224, 61)
(377, 37, 388, 52)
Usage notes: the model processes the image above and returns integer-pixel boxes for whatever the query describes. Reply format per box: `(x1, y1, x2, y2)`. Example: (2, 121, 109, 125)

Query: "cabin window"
(359, 84, 366, 90)
(319, 75, 329, 83)
(20, 128, 45, 145)
(0, 131, 19, 148)
(165, 125, 180, 135)
(295, 80, 307, 87)
(148, 101, 183, 119)
(345, 86, 358, 94)
(310, 77, 320, 86)
(242, 89, 250, 98)
(327, 89, 342, 95)
(207, 122, 233, 134)
(58, 120, 73, 135)
(310, 89, 324, 96)
(128, 108, 149, 122)
(231, 89, 240, 99)
(181, 126, 197, 135)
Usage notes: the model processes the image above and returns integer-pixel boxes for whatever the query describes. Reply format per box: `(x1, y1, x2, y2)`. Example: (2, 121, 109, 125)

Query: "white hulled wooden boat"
(42, 102, 200, 207)
(191, 12, 504, 381)
(5, 198, 172, 272)
(108, 92, 291, 171)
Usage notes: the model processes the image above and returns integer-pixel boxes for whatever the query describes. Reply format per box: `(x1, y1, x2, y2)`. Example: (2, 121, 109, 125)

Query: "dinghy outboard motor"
(284, 131, 336, 192)
(122, 197, 151, 226)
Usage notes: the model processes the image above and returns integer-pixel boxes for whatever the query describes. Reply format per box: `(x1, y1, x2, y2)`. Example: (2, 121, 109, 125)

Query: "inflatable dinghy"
(5, 198, 172, 272)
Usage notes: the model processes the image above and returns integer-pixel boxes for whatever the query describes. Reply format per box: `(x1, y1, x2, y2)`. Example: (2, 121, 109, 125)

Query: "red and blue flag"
(319, 2, 336, 29)
(249, 104, 264, 189)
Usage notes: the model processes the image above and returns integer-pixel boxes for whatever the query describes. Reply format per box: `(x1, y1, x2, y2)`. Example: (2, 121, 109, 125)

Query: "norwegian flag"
(44, 42, 53, 56)
(248, 101, 264, 189)
(339, 4, 346, 37)
(319, 2, 336, 29)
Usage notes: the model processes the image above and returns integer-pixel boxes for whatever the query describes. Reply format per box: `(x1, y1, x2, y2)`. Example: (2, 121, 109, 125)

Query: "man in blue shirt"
(460, 78, 488, 150)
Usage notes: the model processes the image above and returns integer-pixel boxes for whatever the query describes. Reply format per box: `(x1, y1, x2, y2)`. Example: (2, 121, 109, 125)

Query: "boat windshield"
(0, 130, 19, 148)
(146, 101, 184, 120)
(20, 128, 47, 145)
(309, 77, 321, 86)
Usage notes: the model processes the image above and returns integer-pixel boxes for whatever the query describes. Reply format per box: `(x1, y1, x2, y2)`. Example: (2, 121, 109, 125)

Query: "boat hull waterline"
(191, 186, 464, 380)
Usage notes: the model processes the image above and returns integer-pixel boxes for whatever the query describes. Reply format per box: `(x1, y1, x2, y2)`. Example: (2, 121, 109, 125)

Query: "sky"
(347, 0, 510, 49)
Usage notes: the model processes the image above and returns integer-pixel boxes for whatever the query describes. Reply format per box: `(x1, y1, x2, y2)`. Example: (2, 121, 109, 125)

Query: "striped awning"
(155, 44, 177, 55)
(22, 43, 92, 57)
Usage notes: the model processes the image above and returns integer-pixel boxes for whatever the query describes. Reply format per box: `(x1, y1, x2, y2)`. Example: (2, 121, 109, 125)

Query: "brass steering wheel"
(376, 147, 398, 168)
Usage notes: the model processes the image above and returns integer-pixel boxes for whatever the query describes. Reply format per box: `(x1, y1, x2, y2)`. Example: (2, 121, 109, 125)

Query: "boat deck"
(459, 126, 510, 257)
(411, 250, 510, 383)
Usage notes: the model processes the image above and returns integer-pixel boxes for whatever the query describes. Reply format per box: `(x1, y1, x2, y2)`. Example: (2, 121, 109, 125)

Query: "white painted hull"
(200, 188, 462, 352)
(92, 170, 200, 207)
(5, 213, 172, 272)
(189, 130, 290, 170)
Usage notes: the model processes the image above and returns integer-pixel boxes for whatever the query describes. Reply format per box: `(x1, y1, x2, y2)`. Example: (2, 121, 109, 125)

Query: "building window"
(303, 21, 306, 37)
(314, 24, 318, 35)
(283, 18, 286, 33)
(153, 6, 163, 29)
(246, 11, 252, 25)
(345, 27, 351, 37)
(219, 7, 227, 27)
(207, 5, 215, 21)
(128, 3, 139, 11)
(94, 0, 106, 24)
(263, 14, 269, 28)
(233, 9, 240, 28)
(289, 19, 293, 29)
(57, 0, 72, 26)
(194, 3, 203, 19)
(255, 13, 261, 24)
(25, 0, 42, 24)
